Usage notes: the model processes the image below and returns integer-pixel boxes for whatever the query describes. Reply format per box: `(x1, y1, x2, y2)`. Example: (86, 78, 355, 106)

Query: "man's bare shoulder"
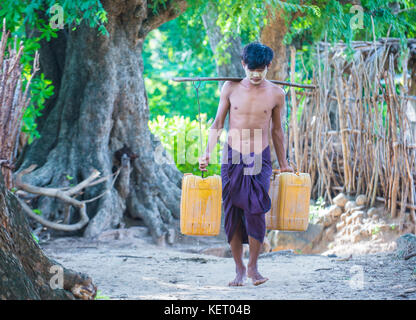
(267, 82, 285, 110)
(221, 80, 238, 97)
(268, 81, 286, 97)
(224, 80, 239, 90)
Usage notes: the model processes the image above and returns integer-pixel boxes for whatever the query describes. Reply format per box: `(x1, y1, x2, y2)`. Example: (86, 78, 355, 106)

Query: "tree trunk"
(15, 0, 188, 244)
(0, 171, 96, 299)
(260, 9, 289, 82)
(202, 1, 245, 89)
(260, 8, 290, 166)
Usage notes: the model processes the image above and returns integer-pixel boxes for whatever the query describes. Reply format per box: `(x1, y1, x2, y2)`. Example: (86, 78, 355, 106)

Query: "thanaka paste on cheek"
(244, 66, 268, 84)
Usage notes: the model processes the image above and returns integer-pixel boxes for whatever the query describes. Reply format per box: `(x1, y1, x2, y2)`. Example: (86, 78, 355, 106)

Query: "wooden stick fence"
(288, 37, 416, 234)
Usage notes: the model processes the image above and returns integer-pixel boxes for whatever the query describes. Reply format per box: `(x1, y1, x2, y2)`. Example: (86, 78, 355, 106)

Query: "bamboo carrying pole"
(171, 77, 318, 89)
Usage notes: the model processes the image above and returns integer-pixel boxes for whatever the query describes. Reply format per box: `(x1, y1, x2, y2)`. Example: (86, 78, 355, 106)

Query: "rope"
(192, 80, 205, 178)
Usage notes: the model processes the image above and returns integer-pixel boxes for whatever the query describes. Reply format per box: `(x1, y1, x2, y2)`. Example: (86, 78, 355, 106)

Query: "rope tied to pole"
(192, 80, 205, 178)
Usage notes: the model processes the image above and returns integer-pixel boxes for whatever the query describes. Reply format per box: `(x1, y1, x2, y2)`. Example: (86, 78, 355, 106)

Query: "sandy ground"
(41, 231, 416, 300)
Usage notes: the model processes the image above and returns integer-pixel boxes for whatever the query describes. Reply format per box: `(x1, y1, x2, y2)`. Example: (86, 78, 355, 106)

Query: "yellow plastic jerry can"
(180, 173, 222, 236)
(265, 169, 311, 231)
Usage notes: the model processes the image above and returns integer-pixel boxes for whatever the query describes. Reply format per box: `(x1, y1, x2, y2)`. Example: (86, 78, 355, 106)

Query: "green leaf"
(372, 226, 380, 235)
(95, 290, 110, 300)
(32, 233, 39, 243)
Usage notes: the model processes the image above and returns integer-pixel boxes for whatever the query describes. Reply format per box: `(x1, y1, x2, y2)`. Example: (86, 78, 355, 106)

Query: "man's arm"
(270, 87, 292, 171)
(199, 81, 232, 171)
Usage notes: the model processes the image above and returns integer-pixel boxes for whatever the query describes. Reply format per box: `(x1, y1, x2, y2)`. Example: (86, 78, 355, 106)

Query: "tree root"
(13, 164, 121, 232)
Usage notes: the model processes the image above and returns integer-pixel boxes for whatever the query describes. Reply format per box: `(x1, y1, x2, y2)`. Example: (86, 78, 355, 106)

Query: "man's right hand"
(199, 154, 210, 171)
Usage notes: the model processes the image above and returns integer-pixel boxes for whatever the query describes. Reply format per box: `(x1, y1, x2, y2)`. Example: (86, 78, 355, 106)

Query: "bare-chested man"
(199, 42, 293, 286)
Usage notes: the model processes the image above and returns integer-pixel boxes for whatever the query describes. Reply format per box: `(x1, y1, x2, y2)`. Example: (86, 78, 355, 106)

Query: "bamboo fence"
(287, 38, 416, 233)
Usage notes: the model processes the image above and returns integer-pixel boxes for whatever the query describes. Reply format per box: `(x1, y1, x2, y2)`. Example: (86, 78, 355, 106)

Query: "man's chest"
(229, 88, 276, 114)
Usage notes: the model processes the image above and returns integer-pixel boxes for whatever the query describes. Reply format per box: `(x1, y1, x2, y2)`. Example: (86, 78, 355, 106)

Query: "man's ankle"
(235, 263, 246, 271)
(247, 263, 257, 270)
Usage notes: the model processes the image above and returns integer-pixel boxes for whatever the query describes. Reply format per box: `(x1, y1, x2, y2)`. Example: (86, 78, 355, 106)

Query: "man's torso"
(226, 80, 282, 155)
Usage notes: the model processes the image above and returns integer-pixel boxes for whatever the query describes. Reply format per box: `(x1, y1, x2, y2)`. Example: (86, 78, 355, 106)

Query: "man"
(199, 42, 293, 286)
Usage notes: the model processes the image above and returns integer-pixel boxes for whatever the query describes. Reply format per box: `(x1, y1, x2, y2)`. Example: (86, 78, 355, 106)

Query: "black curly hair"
(241, 42, 274, 70)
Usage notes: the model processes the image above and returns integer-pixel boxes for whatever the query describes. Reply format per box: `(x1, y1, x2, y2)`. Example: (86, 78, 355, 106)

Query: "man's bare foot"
(247, 267, 268, 286)
(228, 266, 247, 286)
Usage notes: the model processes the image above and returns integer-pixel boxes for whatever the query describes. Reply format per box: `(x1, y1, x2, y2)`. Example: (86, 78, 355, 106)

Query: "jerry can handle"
(288, 159, 300, 175)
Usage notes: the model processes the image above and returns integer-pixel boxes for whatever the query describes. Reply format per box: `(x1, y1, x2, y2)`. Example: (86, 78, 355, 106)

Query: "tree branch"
(13, 164, 121, 231)
(139, 0, 188, 38)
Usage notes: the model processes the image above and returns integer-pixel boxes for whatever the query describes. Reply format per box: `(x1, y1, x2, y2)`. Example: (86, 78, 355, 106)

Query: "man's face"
(242, 62, 268, 85)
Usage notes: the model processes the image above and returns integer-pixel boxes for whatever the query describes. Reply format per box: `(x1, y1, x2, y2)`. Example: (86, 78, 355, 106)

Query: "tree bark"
(260, 8, 291, 166)
(260, 9, 289, 82)
(0, 171, 96, 299)
(201, 1, 245, 88)
(15, 0, 188, 244)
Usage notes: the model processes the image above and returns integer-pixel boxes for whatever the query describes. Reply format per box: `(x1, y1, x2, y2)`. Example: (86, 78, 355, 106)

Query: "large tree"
(13, 0, 188, 244)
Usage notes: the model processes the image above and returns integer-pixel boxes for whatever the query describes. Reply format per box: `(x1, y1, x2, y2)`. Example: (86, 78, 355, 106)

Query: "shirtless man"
(199, 42, 293, 286)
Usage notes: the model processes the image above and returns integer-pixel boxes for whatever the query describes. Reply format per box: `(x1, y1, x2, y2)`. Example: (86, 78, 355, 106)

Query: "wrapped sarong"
(221, 143, 272, 244)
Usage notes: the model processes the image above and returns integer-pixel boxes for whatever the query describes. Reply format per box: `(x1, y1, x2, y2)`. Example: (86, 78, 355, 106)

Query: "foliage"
(212, 0, 320, 66)
(142, 12, 219, 121)
(286, 0, 416, 46)
(21, 72, 55, 143)
(148, 114, 225, 176)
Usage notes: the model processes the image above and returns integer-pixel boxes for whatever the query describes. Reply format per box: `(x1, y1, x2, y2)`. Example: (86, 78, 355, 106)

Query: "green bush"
(148, 114, 225, 177)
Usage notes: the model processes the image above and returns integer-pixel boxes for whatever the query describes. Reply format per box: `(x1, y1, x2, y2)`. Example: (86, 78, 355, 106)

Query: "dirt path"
(41, 233, 415, 300)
